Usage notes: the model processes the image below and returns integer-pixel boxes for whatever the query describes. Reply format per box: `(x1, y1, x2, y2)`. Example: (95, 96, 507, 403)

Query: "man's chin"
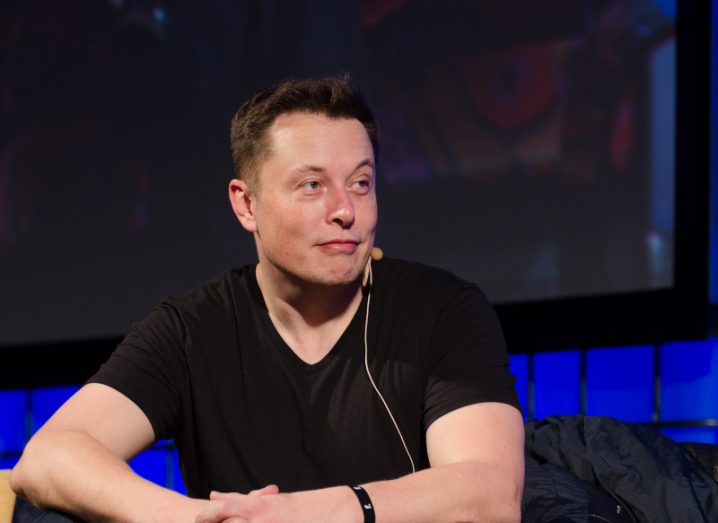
(306, 261, 368, 288)
(308, 270, 363, 288)
(274, 263, 362, 289)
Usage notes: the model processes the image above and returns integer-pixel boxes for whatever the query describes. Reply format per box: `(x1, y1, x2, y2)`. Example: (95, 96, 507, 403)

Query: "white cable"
(363, 262, 416, 474)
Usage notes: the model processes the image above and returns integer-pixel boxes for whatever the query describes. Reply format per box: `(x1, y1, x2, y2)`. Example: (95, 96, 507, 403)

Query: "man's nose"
(327, 187, 355, 228)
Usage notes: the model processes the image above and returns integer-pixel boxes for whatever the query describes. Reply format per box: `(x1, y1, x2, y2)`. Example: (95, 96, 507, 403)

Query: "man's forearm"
(198, 460, 522, 523)
(10, 429, 206, 523)
(360, 460, 522, 523)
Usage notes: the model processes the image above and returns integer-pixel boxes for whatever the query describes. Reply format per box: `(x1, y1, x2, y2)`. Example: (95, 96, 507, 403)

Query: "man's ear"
(228, 178, 258, 233)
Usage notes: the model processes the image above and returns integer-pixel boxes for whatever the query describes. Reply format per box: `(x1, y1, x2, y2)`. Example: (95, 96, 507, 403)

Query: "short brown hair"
(230, 75, 378, 191)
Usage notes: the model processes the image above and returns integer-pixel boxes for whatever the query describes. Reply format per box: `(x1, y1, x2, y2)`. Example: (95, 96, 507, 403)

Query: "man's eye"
(353, 178, 371, 191)
(304, 181, 320, 190)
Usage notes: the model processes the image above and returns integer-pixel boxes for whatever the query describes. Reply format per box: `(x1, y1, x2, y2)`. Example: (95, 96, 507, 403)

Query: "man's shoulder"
(374, 257, 477, 293)
(157, 265, 256, 322)
(372, 257, 488, 315)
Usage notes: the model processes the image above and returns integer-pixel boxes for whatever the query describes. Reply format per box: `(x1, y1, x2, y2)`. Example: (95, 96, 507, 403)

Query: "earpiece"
(363, 253, 416, 474)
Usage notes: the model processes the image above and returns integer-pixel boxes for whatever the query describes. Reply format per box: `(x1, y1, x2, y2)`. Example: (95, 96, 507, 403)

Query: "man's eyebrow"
(294, 164, 325, 173)
(293, 159, 375, 174)
(354, 159, 375, 172)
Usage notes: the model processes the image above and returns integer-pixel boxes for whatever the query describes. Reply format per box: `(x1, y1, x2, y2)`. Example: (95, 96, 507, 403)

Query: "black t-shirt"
(89, 258, 519, 497)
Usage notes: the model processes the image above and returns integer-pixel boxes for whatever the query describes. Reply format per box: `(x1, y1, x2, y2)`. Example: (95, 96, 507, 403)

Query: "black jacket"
(522, 415, 718, 523)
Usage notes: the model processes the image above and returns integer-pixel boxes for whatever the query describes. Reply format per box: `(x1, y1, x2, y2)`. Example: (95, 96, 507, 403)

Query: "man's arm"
(10, 383, 207, 523)
(365, 401, 524, 522)
(196, 401, 524, 523)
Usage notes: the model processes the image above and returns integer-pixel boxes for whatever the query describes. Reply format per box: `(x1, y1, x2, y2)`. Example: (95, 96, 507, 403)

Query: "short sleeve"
(87, 299, 188, 440)
(422, 285, 520, 430)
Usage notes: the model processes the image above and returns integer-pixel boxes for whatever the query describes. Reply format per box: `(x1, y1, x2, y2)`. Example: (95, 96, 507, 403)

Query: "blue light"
(509, 354, 529, 419)
(533, 350, 581, 420)
(661, 340, 718, 420)
(153, 7, 166, 25)
(31, 386, 80, 434)
(0, 390, 27, 454)
(586, 345, 654, 422)
(660, 427, 718, 444)
(171, 448, 187, 494)
(0, 456, 19, 469)
(654, 0, 677, 18)
(130, 448, 169, 486)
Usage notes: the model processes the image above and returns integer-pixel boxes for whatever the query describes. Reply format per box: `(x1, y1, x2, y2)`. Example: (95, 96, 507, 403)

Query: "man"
(11, 76, 524, 522)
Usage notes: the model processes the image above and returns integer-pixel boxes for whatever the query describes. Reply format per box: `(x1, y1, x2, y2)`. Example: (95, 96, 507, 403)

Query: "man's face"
(239, 112, 377, 288)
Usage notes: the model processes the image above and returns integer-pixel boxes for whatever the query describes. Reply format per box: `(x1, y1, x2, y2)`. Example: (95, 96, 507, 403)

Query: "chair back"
(0, 469, 16, 523)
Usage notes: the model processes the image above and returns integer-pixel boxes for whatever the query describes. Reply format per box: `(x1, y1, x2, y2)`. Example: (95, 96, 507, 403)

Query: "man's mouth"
(318, 239, 359, 253)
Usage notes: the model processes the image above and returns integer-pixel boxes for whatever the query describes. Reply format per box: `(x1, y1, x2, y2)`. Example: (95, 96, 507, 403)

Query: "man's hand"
(195, 486, 277, 523)
(194, 485, 360, 523)
(194, 402, 523, 523)
(195, 489, 280, 523)
(247, 485, 281, 497)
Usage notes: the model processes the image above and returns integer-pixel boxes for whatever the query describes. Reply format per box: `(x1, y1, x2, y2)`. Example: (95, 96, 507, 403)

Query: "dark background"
(0, 0, 712, 386)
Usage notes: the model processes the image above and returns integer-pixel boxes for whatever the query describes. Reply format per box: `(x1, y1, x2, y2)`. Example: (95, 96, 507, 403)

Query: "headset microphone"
(363, 249, 416, 474)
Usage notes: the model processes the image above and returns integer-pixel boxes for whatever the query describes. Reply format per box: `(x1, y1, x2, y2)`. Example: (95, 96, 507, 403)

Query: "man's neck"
(255, 263, 365, 364)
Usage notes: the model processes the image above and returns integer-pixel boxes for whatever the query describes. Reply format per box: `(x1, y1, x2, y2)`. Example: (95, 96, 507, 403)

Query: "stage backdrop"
(0, 0, 676, 345)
